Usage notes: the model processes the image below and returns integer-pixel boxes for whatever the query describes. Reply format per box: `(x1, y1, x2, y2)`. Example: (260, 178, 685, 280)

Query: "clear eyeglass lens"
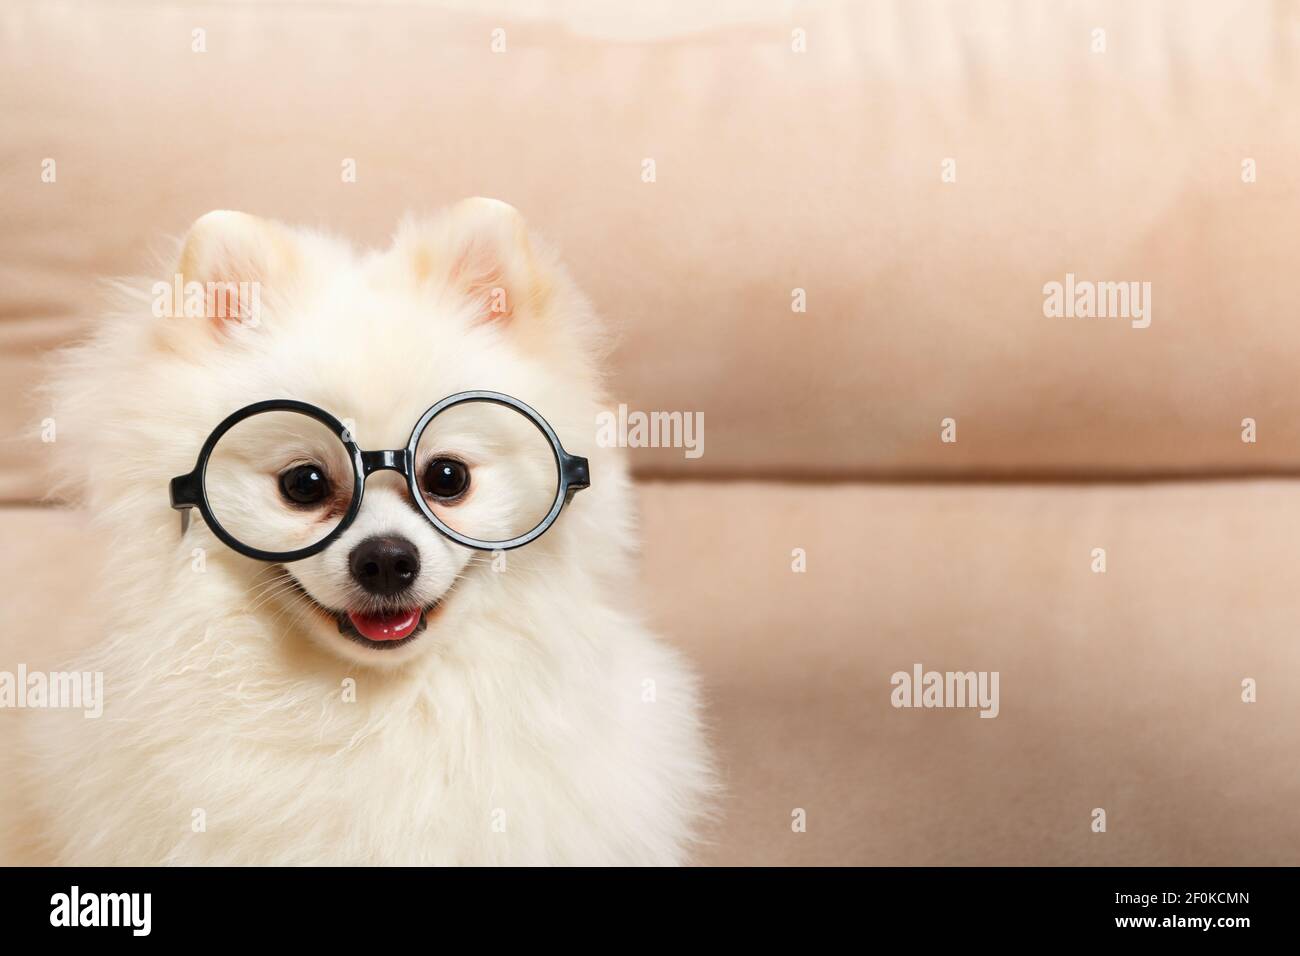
(413, 401, 560, 544)
(204, 410, 355, 555)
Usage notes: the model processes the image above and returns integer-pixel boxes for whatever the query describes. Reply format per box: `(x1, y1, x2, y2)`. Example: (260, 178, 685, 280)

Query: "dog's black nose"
(349, 535, 420, 597)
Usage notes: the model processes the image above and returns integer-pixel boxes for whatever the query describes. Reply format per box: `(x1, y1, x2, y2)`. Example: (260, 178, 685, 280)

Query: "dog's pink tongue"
(347, 608, 421, 641)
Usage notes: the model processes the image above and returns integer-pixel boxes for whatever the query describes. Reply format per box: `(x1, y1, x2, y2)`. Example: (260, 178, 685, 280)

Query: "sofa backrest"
(2, 0, 1297, 501)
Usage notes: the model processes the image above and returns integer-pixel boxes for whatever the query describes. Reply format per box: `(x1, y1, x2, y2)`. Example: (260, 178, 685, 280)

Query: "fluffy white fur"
(17, 200, 713, 865)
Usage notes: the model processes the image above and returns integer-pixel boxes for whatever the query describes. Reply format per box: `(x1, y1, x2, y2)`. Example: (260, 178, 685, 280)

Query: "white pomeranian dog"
(18, 199, 713, 865)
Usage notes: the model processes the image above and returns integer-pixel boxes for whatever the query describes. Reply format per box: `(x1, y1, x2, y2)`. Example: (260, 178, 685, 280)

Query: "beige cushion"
(4, 482, 1299, 865)
(2, 1, 1299, 501)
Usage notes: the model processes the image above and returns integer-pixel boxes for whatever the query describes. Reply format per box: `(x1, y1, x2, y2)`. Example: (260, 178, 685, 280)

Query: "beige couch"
(3, 0, 1298, 865)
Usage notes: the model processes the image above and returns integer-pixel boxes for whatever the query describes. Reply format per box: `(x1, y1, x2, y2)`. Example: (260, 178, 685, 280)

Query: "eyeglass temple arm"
(170, 472, 200, 535)
(562, 454, 589, 504)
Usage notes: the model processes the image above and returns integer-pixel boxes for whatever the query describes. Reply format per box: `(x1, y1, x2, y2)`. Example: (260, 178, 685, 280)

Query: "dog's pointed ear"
(405, 198, 550, 324)
(175, 210, 297, 331)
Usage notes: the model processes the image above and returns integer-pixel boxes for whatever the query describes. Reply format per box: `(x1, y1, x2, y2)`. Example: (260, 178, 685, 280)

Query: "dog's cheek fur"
(17, 205, 716, 865)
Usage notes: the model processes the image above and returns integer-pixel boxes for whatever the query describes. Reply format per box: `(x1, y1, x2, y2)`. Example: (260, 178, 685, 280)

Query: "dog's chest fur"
(27, 605, 707, 865)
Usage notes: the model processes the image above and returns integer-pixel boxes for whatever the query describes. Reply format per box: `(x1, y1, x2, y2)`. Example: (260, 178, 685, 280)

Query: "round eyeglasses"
(168, 391, 590, 562)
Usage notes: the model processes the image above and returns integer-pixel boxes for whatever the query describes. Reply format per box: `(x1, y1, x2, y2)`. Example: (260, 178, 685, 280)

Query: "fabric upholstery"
(4, 482, 1299, 865)
(2, 1, 1299, 500)
(2, 0, 1297, 866)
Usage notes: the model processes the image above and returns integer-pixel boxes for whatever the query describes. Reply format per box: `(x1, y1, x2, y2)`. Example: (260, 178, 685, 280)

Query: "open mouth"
(335, 604, 440, 650)
(279, 571, 444, 651)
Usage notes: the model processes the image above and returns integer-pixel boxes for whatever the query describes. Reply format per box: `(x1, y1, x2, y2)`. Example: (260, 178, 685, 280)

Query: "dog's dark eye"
(279, 463, 331, 506)
(423, 458, 470, 500)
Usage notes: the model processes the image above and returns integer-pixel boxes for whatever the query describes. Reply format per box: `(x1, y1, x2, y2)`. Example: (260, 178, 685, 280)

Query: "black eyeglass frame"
(168, 390, 590, 562)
